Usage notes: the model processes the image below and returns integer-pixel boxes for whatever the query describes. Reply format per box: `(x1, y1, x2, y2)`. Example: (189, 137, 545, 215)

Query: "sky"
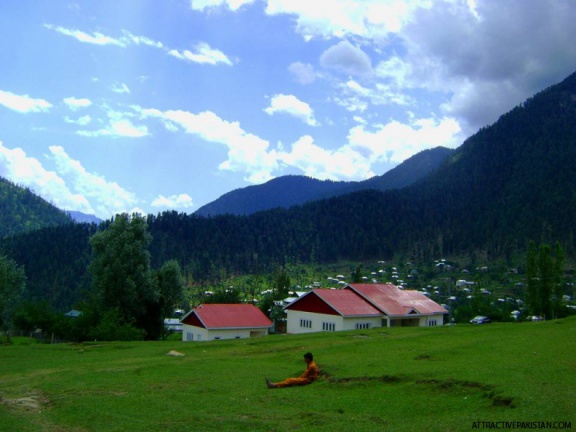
(1, 0, 576, 220)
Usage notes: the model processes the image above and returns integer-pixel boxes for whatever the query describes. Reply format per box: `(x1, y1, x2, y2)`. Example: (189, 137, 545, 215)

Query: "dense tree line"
(0, 255, 26, 343)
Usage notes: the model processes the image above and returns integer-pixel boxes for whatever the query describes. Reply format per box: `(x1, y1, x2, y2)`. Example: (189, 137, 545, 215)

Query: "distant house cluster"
(179, 283, 448, 342)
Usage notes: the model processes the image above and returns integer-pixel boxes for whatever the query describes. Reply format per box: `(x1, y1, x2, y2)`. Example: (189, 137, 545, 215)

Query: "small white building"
(180, 304, 272, 342)
(285, 283, 448, 334)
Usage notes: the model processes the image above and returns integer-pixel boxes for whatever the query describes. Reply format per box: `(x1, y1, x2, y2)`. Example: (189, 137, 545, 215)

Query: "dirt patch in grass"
(414, 353, 433, 360)
(415, 378, 493, 391)
(327, 374, 404, 384)
(0, 391, 48, 411)
(416, 378, 516, 408)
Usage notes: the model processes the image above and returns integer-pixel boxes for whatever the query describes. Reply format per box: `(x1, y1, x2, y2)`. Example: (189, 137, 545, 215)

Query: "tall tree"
(525, 241, 539, 316)
(156, 259, 185, 318)
(89, 214, 157, 331)
(538, 243, 553, 319)
(0, 255, 26, 343)
(552, 241, 565, 319)
(525, 241, 564, 319)
(274, 269, 291, 298)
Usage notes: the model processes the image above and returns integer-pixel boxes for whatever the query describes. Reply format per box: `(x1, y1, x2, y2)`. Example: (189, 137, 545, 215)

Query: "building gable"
(285, 291, 340, 316)
(181, 311, 205, 328)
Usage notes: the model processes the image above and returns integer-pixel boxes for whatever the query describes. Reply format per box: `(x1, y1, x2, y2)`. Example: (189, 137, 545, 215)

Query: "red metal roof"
(310, 289, 382, 316)
(346, 284, 448, 316)
(181, 304, 272, 329)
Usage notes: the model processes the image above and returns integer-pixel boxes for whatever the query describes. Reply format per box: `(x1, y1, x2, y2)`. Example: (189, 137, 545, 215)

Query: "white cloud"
(151, 193, 194, 210)
(111, 83, 130, 94)
(138, 102, 462, 185)
(279, 135, 373, 180)
(264, 94, 319, 126)
(121, 30, 164, 49)
(277, 115, 462, 180)
(77, 110, 148, 138)
(64, 115, 92, 126)
(0, 90, 52, 113)
(264, 0, 419, 39)
(334, 79, 413, 112)
(139, 107, 278, 183)
(48, 146, 140, 218)
(263, 0, 576, 135)
(168, 43, 233, 66)
(190, 0, 256, 11)
(45, 25, 165, 49)
(0, 142, 145, 219)
(0, 141, 93, 214)
(44, 24, 127, 46)
(347, 116, 463, 165)
(45, 24, 234, 71)
(319, 41, 372, 76)
(288, 62, 317, 84)
(77, 118, 148, 138)
(63, 97, 92, 111)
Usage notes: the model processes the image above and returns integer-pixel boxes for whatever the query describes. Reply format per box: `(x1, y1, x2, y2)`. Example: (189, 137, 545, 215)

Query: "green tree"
(525, 241, 539, 316)
(0, 255, 26, 343)
(524, 241, 564, 319)
(538, 243, 553, 318)
(156, 260, 185, 318)
(552, 241, 565, 318)
(274, 269, 291, 298)
(351, 265, 363, 283)
(89, 214, 157, 337)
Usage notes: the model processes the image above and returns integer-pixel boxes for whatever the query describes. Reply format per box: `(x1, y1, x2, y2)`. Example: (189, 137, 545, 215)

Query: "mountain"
(2, 69, 576, 310)
(195, 176, 349, 216)
(66, 211, 102, 224)
(407, 69, 576, 255)
(195, 146, 453, 216)
(0, 176, 72, 238)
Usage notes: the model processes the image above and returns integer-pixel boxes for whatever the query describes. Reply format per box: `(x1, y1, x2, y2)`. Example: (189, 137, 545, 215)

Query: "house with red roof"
(285, 284, 448, 334)
(180, 304, 272, 342)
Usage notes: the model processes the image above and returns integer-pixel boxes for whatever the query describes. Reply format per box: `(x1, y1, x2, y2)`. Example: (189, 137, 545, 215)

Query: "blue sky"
(1, 0, 576, 219)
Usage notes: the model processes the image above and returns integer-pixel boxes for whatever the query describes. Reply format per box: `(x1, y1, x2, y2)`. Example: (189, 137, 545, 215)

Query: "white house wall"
(286, 310, 342, 333)
(341, 316, 382, 331)
(287, 311, 444, 333)
(286, 310, 382, 334)
(182, 324, 268, 342)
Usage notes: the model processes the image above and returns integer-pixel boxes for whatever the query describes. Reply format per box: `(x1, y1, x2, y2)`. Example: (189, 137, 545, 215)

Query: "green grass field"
(1, 318, 575, 432)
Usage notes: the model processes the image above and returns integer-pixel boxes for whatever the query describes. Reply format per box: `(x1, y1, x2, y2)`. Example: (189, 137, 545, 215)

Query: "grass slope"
(1, 318, 575, 431)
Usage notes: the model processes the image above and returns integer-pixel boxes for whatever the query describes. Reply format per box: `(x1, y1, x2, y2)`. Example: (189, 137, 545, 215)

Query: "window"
(300, 319, 312, 329)
(355, 323, 371, 330)
(322, 322, 335, 331)
(186, 332, 194, 341)
(428, 320, 437, 327)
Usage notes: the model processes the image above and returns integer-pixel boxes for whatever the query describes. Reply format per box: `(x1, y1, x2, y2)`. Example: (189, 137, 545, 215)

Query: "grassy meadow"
(1, 318, 575, 432)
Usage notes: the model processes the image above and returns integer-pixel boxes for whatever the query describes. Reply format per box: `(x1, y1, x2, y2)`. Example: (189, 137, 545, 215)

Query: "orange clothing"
(275, 361, 319, 388)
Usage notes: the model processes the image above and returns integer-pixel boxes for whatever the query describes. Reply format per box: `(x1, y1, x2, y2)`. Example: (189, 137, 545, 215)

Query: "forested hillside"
(0, 177, 72, 237)
(1, 70, 576, 311)
(195, 176, 350, 216)
(195, 147, 453, 216)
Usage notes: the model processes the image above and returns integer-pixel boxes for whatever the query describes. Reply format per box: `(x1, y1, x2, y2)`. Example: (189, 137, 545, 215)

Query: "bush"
(88, 308, 145, 341)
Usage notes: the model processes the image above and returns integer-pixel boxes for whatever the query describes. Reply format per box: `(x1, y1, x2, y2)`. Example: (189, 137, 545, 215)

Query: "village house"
(285, 283, 448, 334)
(180, 303, 272, 342)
